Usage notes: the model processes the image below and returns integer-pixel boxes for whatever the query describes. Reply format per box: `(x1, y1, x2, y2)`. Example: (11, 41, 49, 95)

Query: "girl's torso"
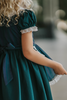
(0, 23, 21, 47)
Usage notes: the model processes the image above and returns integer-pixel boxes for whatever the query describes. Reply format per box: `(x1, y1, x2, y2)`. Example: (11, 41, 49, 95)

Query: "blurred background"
(33, 0, 67, 100)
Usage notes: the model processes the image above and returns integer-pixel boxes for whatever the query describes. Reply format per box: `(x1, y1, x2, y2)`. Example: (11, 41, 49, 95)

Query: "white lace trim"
(33, 46, 62, 86)
(49, 75, 62, 85)
(20, 26, 38, 34)
(33, 46, 38, 51)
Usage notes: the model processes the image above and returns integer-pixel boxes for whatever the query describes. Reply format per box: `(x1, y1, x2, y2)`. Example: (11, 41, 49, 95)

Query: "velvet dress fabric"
(0, 10, 57, 100)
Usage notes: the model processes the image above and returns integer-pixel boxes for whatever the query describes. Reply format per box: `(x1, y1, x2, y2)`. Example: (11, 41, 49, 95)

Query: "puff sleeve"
(18, 10, 38, 34)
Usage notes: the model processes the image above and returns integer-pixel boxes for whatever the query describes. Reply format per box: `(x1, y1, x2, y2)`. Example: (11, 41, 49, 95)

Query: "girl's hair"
(0, 0, 33, 27)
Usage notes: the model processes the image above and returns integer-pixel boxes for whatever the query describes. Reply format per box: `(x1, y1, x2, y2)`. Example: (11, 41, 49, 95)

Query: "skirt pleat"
(0, 47, 53, 100)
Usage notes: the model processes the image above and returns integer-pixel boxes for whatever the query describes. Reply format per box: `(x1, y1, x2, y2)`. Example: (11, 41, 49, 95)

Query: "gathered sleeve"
(18, 10, 38, 34)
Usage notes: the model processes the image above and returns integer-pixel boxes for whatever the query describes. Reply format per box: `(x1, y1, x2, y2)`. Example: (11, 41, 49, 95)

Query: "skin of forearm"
(24, 48, 58, 69)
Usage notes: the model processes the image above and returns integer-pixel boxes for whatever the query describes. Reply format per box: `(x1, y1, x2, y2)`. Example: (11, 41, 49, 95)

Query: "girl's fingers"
(65, 71, 67, 74)
(64, 72, 67, 75)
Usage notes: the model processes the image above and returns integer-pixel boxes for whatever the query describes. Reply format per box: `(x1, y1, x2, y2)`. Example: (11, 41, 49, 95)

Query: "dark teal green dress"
(0, 10, 61, 100)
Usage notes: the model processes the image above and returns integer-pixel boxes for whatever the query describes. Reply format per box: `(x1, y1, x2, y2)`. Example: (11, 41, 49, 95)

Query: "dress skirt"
(0, 43, 62, 100)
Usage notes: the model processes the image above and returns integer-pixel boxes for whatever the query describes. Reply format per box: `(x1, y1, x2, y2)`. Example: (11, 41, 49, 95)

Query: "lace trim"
(20, 26, 38, 34)
(49, 75, 62, 85)
(33, 46, 38, 51)
(33, 46, 62, 85)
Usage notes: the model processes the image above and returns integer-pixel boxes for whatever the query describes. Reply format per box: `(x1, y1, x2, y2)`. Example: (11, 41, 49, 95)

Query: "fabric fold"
(33, 43, 62, 85)
(0, 43, 21, 85)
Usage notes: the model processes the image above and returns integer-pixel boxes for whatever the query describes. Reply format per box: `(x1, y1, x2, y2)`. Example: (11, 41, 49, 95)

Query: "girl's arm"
(21, 31, 67, 75)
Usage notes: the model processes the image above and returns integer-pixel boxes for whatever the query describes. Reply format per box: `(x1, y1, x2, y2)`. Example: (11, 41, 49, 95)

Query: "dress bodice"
(0, 10, 38, 47)
(0, 25, 21, 46)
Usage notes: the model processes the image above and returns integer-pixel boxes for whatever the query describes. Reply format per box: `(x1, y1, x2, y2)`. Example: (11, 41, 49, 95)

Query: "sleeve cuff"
(20, 26, 38, 34)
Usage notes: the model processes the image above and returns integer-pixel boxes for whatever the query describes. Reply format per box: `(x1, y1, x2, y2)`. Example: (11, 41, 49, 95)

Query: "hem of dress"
(49, 75, 62, 86)
(20, 26, 38, 34)
(33, 46, 62, 86)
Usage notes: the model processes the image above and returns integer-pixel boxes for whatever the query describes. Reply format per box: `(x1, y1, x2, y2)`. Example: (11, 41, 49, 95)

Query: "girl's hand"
(53, 63, 67, 75)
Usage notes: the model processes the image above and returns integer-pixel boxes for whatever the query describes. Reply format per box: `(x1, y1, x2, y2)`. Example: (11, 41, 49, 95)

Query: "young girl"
(0, 0, 67, 100)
